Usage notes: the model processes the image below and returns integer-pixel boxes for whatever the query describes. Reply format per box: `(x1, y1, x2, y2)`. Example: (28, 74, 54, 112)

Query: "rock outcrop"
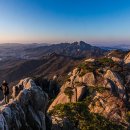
(124, 52, 130, 65)
(69, 68, 95, 86)
(0, 78, 48, 130)
(49, 85, 87, 110)
(49, 56, 130, 129)
(89, 91, 127, 126)
(104, 70, 125, 99)
(48, 68, 89, 111)
(111, 57, 122, 63)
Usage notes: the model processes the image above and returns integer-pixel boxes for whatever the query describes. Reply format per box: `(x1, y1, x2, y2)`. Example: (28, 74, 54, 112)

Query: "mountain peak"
(71, 41, 91, 46)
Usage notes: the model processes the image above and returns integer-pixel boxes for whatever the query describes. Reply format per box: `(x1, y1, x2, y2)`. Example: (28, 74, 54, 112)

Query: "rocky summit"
(0, 0, 130, 129)
(48, 51, 130, 130)
(0, 50, 130, 130)
(0, 78, 48, 130)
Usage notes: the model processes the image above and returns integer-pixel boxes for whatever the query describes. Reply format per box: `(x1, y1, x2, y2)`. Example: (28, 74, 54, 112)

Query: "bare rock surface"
(48, 68, 88, 111)
(104, 70, 125, 98)
(111, 57, 122, 63)
(124, 52, 130, 65)
(48, 85, 86, 111)
(0, 78, 48, 130)
(89, 91, 127, 125)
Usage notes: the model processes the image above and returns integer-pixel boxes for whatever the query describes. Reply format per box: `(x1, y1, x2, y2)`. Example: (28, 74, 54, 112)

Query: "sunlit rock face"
(48, 68, 89, 111)
(89, 91, 127, 125)
(111, 57, 122, 63)
(104, 70, 125, 99)
(0, 78, 48, 130)
(49, 57, 130, 129)
(124, 52, 130, 65)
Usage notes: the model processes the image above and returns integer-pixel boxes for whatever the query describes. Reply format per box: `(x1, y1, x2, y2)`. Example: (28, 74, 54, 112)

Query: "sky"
(0, 0, 130, 44)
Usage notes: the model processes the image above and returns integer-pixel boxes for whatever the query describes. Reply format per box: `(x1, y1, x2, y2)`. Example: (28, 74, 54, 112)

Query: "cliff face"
(0, 78, 48, 130)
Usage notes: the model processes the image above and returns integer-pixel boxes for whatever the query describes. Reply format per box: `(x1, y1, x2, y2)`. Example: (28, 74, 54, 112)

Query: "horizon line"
(0, 40, 130, 46)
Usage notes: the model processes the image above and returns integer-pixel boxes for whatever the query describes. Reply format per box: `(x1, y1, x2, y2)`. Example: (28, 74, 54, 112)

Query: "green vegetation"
(64, 75, 71, 82)
(49, 102, 126, 130)
(77, 57, 123, 77)
(79, 70, 87, 77)
(78, 63, 87, 71)
(64, 87, 74, 102)
(126, 111, 130, 122)
(96, 58, 114, 66)
(95, 86, 110, 93)
(87, 85, 110, 95)
(48, 57, 127, 130)
(78, 58, 114, 77)
(78, 62, 97, 77)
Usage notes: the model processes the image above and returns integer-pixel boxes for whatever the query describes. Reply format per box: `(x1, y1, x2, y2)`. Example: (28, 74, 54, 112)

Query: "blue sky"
(0, 0, 130, 44)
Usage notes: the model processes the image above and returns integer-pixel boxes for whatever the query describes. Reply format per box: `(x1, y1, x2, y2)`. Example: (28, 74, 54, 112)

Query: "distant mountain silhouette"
(0, 41, 107, 84)
(24, 41, 106, 59)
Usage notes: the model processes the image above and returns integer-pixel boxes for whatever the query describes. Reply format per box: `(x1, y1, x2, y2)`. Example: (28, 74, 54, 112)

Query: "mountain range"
(0, 41, 107, 84)
(0, 45, 130, 130)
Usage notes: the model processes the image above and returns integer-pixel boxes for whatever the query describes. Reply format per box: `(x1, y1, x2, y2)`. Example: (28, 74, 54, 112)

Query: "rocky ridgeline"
(0, 78, 48, 130)
(0, 51, 130, 130)
(48, 52, 130, 129)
